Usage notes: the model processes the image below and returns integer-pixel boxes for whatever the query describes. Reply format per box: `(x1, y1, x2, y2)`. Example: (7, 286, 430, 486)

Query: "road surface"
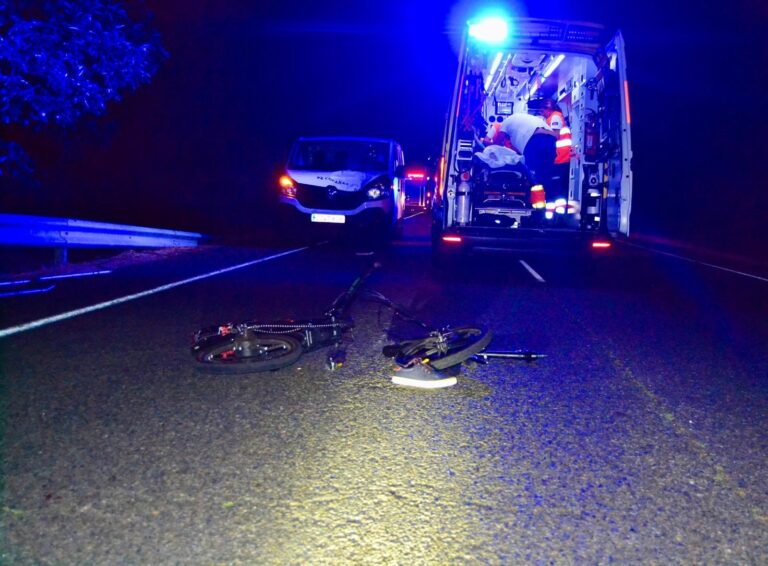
(1, 214, 766, 564)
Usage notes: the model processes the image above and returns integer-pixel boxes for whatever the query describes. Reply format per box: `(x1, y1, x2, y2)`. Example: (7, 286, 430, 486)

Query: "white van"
(278, 137, 407, 242)
(432, 16, 632, 256)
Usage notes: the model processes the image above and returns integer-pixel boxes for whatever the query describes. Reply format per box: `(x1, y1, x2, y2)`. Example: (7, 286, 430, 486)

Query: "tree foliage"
(0, 0, 166, 175)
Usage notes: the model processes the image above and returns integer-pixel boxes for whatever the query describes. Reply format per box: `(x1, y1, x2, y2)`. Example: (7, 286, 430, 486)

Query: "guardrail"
(0, 213, 205, 264)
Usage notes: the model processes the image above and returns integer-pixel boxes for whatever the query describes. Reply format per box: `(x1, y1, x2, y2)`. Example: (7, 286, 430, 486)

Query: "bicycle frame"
(191, 262, 382, 368)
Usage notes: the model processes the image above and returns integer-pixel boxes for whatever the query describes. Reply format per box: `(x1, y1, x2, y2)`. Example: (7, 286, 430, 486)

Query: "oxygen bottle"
(456, 170, 472, 225)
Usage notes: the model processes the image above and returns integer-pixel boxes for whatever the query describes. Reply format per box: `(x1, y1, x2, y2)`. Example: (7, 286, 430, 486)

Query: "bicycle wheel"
(394, 327, 493, 371)
(193, 332, 302, 373)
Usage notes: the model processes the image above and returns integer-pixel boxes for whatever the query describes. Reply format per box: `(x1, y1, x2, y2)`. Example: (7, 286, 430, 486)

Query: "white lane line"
(623, 241, 768, 283)
(519, 260, 546, 283)
(0, 247, 308, 339)
(403, 211, 425, 220)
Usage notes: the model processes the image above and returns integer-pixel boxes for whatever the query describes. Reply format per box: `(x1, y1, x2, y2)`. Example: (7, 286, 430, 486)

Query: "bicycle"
(191, 263, 543, 381)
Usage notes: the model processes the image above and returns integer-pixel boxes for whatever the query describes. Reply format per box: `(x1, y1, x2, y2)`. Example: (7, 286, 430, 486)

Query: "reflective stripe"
(560, 127, 571, 135)
(556, 139, 573, 148)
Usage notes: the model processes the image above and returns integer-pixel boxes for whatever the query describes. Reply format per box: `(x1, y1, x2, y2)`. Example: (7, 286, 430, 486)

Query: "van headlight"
(366, 181, 391, 200)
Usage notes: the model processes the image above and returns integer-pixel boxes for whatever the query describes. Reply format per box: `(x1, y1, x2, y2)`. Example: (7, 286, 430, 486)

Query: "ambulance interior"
(455, 44, 622, 232)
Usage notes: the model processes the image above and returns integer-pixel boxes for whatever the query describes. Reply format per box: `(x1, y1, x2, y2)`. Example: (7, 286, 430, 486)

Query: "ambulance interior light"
(542, 54, 565, 78)
(484, 52, 504, 90)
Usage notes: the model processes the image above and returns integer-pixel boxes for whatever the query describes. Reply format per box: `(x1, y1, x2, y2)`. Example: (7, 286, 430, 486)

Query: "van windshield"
(289, 140, 389, 172)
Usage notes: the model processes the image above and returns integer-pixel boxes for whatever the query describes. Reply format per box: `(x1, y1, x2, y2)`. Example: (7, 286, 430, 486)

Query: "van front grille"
(296, 184, 367, 211)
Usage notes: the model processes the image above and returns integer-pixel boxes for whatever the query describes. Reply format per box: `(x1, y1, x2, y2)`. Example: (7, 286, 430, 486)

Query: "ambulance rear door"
(600, 31, 633, 236)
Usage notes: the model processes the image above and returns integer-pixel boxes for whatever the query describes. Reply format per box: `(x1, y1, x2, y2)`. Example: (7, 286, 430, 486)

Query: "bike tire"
(193, 333, 302, 374)
(395, 327, 493, 371)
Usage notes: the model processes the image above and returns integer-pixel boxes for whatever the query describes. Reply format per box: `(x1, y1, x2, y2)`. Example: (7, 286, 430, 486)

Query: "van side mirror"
(394, 165, 406, 179)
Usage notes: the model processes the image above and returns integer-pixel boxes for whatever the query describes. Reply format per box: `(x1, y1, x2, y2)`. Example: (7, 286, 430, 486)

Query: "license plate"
(311, 213, 346, 224)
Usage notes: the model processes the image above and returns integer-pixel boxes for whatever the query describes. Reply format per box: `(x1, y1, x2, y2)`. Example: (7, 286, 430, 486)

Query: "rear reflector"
(442, 235, 462, 243)
(591, 241, 611, 249)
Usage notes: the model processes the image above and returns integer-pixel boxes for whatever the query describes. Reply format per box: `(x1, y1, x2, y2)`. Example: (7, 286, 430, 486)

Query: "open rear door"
(601, 31, 633, 236)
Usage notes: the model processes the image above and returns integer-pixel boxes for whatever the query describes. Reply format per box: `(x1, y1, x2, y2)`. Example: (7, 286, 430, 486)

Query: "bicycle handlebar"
(326, 262, 382, 317)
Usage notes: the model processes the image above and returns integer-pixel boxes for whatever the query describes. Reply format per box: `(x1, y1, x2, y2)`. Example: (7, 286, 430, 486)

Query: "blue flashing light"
(468, 17, 510, 45)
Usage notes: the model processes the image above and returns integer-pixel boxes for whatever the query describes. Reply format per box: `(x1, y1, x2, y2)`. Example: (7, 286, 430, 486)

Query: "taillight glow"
(624, 80, 631, 125)
(436, 156, 446, 198)
(460, 171, 471, 181)
(592, 241, 612, 249)
(442, 235, 462, 243)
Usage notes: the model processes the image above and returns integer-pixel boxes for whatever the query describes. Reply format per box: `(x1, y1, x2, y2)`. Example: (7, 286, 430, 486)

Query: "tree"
(0, 0, 166, 176)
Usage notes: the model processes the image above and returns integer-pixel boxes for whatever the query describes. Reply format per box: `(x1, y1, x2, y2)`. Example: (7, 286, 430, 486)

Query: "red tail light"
(442, 235, 462, 244)
(591, 241, 611, 249)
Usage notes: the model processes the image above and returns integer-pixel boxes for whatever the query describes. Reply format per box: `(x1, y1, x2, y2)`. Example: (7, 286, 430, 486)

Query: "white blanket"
(474, 145, 524, 169)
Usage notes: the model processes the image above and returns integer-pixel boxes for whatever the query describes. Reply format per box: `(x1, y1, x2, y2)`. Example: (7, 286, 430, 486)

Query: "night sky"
(2, 0, 767, 258)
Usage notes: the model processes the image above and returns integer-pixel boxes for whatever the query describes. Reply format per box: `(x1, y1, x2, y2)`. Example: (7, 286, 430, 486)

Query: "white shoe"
(391, 364, 457, 389)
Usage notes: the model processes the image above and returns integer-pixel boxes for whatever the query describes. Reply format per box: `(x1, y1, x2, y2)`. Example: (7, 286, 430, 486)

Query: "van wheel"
(431, 243, 461, 269)
(277, 207, 301, 246)
(431, 237, 459, 270)
(392, 218, 404, 241)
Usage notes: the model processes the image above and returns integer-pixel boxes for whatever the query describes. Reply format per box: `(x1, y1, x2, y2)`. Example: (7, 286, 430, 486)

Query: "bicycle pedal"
(326, 349, 347, 371)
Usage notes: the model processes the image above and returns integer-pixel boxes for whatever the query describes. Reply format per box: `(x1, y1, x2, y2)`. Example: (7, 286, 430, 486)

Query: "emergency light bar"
(468, 17, 510, 44)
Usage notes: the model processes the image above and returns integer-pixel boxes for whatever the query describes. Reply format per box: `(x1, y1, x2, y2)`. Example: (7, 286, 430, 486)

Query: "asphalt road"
(1, 214, 766, 564)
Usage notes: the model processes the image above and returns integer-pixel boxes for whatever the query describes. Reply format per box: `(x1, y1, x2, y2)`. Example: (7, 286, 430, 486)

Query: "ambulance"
(431, 16, 632, 257)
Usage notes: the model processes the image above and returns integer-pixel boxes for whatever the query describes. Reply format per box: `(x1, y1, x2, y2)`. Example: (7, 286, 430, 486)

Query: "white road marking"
(0, 247, 308, 339)
(403, 211, 425, 220)
(623, 241, 768, 283)
(519, 260, 546, 283)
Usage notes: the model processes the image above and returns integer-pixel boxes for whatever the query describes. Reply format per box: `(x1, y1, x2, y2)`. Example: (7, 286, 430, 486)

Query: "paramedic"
(541, 98, 572, 200)
(496, 112, 557, 190)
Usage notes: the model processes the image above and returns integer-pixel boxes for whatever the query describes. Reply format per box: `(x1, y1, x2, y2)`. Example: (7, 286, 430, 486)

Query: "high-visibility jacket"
(547, 111, 573, 164)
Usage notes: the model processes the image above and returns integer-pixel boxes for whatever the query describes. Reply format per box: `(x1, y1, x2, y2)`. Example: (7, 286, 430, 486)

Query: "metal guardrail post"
(54, 246, 69, 266)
